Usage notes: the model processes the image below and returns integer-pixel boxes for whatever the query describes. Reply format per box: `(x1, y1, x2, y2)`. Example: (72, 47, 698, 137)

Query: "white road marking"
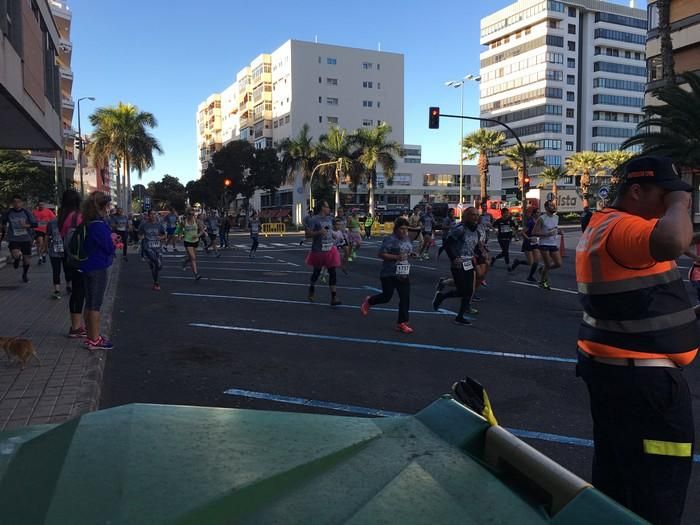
(508, 280, 577, 295)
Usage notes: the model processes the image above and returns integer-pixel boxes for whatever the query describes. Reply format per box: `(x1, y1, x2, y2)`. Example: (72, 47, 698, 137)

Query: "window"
(362, 62, 373, 69)
(647, 55, 663, 82)
(377, 82, 381, 89)
(567, 40, 576, 52)
(327, 57, 337, 65)
(502, 121, 562, 139)
(318, 77, 322, 83)
(566, 141, 574, 151)
(568, 23, 576, 34)
(362, 119, 373, 126)
(327, 77, 338, 85)
(362, 100, 373, 107)
(547, 35, 564, 47)
(318, 56, 321, 63)
(594, 61, 646, 77)
(566, 125, 574, 135)
(326, 97, 338, 105)
(377, 101, 381, 108)
(593, 78, 645, 92)
(567, 58, 575, 68)
(319, 116, 323, 123)
(541, 155, 562, 166)
(480, 86, 563, 112)
(635, 52, 641, 60)
(548, 19, 561, 29)
(285, 115, 290, 123)
(593, 142, 625, 152)
(594, 28, 646, 45)
(546, 52, 564, 64)
(625, 50, 631, 59)
(377, 63, 380, 70)
(480, 103, 562, 127)
(532, 139, 562, 150)
(327, 116, 338, 124)
(567, 91, 575, 101)
(362, 81, 373, 88)
(568, 6, 576, 17)
(567, 74, 575, 85)
(595, 46, 601, 55)
(593, 94, 643, 107)
(606, 48, 620, 57)
(318, 96, 322, 103)
(566, 108, 574, 118)
(596, 11, 647, 30)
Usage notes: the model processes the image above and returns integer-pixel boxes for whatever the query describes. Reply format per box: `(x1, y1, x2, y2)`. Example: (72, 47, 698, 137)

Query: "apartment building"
(480, 0, 647, 199)
(0, 0, 63, 150)
(196, 94, 222, 174)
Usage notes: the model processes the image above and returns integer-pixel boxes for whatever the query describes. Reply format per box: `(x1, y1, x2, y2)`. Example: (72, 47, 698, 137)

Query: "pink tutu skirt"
(305, 247, 341, 268)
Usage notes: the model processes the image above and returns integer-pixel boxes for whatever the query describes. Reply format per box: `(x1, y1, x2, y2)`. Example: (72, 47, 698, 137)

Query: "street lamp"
(76, 96, 96, 197)
(308, 160, 342, 211)
(445, 75, 480, 206)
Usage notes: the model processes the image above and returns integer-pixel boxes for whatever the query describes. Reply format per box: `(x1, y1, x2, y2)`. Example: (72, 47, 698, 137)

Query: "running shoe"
(22, 273, 28, 283)
(341, 267, 349, 276)
(52, 290, 62, 300)
(469, 307, 479, 315)
(507, 264, 513, 273)
(526, 275, 537, 282)
(152, 283, 161, 291)
(471, 294, 482, 302)
(84, 336, 114, 350)
(68, 326, 87, 338)
(13, 258, 19, 269)
(361, 296, 371, 316)
(308, 288, 315, 302)
(66, 285, 72, 294)
(435, 278, 447, 293)
(454, 316, 472, 326)
(195, 273, 202, 281)
(216, 252, 221, 258)
(480, 280, 488, 288)
(540, 280, 551, 290)
(330, 298, 342, 307)
(42, 255, 47, 263)
(37, 257, 43, 266)
(432, 291, 444, 312)
(395, 322, 414, 334)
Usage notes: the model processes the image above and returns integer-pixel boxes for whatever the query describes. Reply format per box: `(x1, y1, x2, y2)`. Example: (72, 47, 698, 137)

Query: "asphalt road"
(101, 228, 700, 523)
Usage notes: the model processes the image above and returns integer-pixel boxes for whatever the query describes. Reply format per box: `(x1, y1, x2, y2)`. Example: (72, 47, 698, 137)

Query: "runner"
(509, 207, 542, 282)
(418, 205, 435, 260)
(432, 207, 482, 325)
(347, 210, 362, 261)
(408, 207, 423, 250)
(110, 207, 129, 261)
(1, 195, 36, 283)
(164, 207, 179, 252)
(47, 215, 68, 299)
(364, 212, 375, 239)
(57, 189, 86, 337)
(490, 208, 517, 269)
(305, 201, 342, 306)
(33, 199, 55, 265)
(437, 208, 457, 259)
(204, 210, 221, 257)
(360, 217, 416, 333)
(335, 207, 351, 265)
(249, 210, 260, 258)
(220, 212, 231, 248)
(131, 213, 142, 247)
(478, 203, 495, 241)
(178, 209, 204, 280)
(533, 200, 562, 289)
(138, 209, 166, 290)
(299, 209, 313, 246)
(332, 218, 349, 275)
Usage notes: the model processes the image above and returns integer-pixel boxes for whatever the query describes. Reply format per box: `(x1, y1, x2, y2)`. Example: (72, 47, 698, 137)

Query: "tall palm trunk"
(479, 152, 489, 204)
(115, 159, 122, 208)
(552, 180, 558, 200)
(368, 170, 376, 215)
(658, 0, 675, 86)
(125, 155, 132, 213)
(334, 167, 341, 214)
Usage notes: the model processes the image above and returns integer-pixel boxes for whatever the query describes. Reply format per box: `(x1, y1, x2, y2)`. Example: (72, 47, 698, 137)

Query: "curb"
(72, 258, 122, 417)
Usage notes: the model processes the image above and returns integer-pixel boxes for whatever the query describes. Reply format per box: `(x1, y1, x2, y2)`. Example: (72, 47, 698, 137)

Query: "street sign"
(598, 186, 609, 199)
(143, 196, 152, 211)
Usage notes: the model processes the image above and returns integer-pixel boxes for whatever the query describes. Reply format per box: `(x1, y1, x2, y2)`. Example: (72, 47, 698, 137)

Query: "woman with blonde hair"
(177, 208, 205, 280)
(81, 191, 115, 350)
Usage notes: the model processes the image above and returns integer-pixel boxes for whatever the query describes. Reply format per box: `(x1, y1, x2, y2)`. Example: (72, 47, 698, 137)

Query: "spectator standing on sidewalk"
(81, 191, 115, 350)
(58, 189, 86, 338)
(47, 215, 68, 299)
(364, 213, 374, 239)
(576, 156, 698, 525)
(2, 195, 37, 283)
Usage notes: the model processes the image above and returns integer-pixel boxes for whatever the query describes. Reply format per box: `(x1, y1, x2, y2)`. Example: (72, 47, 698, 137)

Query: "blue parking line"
(190, 323, 577, 364)
(222, 387, 700, 463)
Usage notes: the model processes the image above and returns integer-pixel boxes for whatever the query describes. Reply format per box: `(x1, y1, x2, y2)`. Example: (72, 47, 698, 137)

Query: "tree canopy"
(0, 150, 56, 207)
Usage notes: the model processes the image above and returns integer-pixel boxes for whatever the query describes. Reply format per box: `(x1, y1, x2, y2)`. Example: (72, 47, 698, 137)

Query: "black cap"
(620, 155, 692, 192)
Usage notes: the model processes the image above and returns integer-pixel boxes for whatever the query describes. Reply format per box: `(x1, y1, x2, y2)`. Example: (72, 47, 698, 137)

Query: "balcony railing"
(62, 97, 75, 110)
(60, 67, 73, 80)
(59, 38, 72, 54)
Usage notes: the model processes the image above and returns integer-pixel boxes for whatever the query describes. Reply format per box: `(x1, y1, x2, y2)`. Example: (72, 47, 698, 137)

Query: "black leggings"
(443, 266, 475, 317)
(68, 268, 85, 314)
(49, 256, 69, 286)
(494, 238, 511, 264)
(310, 267, 337, 286)
(251, 237, 259, 252)
(369, 276, 410, 323)
(144, 249, 162, 283)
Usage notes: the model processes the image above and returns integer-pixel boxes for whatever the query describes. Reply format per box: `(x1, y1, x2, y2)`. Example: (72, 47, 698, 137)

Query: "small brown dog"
(0, 337, 41, 369)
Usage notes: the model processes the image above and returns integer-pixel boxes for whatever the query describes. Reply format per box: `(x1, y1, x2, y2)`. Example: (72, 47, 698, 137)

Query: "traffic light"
(428, 107, 440, 129)
(523, 175, 531, 195)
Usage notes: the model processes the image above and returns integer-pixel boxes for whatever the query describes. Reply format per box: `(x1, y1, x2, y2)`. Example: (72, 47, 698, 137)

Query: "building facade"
(480, 0, 647, 199)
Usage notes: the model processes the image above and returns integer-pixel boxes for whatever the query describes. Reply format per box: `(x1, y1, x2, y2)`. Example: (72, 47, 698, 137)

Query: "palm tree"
(565, 151, 603, 208)
(657, 0, 675, 86)
(622, 72, 700, 168)
(462, 129, 506, 203)
(89, 102, 162, 211)
(278, 124, 317, 208)
(500, 143, 543, 200)
(353, 123, 402, 215)
(317, 126, 359, 212)
(600, 150, 635, 185)
(539, 166, 566, 200)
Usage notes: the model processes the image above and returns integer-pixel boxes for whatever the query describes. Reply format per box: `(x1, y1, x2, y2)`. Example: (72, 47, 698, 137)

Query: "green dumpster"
(0, 396, 647, 524)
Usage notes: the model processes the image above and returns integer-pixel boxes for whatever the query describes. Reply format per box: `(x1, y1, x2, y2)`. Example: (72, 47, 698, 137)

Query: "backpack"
(65, 213, 88, 270)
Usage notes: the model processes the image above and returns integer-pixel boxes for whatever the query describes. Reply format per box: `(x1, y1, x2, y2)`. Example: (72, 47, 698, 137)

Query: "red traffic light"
(523, 176, 530, 184)
(224, 179, 232, 187)
(428, 107, 440, 129)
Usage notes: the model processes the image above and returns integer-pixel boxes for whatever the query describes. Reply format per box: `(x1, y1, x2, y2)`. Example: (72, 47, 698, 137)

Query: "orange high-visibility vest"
(576, 209, 698, 362)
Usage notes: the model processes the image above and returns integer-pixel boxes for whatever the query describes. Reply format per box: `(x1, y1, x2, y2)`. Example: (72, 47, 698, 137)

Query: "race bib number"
(148, 240, 161, 249)
(251, 225, 259, 234)
(529, 236, 539, 245)
(321, 238, 333, 252)
(211, 229, 219, 235)
(462, 258, 474, 271)
(396, 262, 410, 276)
(13, 228, 27, 237)
(52, 239, 65, 254)
(501, 226, 512, 233)
(39, 221, 47, 227)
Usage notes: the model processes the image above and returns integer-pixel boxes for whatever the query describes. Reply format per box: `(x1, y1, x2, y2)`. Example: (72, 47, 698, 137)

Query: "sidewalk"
(0, 247, 121, 430)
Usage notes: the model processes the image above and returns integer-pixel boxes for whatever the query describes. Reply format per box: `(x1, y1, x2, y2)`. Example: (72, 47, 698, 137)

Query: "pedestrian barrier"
(261, 223, 286, 237)
(384, 223, 394, 234)
(371, 222, 383, 235)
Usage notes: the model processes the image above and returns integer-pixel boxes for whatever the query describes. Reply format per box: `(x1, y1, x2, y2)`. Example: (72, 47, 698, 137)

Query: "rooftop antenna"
(315, 35, 318, 43)
(378, 42, 381, 52)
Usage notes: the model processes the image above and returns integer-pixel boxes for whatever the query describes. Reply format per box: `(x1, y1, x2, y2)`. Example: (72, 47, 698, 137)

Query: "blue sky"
(69, 0, 631, 186)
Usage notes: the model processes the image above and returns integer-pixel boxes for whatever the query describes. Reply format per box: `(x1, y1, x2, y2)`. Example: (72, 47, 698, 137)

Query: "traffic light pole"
(438, 113, 528, 221)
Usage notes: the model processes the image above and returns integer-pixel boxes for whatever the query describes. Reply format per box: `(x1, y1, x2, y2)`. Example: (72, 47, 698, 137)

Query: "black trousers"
(49, 256, 69, 286)
(577, 353, 694, 525)
(369, 276, 410, 323)
(442, 266, 475, 317)
(251, 237, 259, 252)
(68, 268, 85, 315)
(494, 238, 511, 264)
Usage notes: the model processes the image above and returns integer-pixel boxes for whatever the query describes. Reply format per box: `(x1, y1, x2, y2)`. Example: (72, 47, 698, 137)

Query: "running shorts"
(8, 241, 32, 255)
(184, 240, 199, 248)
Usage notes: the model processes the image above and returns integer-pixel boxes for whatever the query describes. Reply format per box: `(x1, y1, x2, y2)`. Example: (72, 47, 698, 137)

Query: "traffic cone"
(560, 233, 567, 257)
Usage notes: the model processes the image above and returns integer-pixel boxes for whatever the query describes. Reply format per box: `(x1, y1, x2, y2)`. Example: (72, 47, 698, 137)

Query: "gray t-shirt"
(310, 215, 334, 252)
(447, 224, 481, 258)
(3, 208, 35, 242)
(166, 213, 178, 228)
(139, 221, 165, 250)
(206, 215, 220, 234)
(47, 219, 64, 257)
(249, 219, 260, 237)
(379, 234, 414, 278)
(420, 213, 435, 233)
(111, 214, 128, 232)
